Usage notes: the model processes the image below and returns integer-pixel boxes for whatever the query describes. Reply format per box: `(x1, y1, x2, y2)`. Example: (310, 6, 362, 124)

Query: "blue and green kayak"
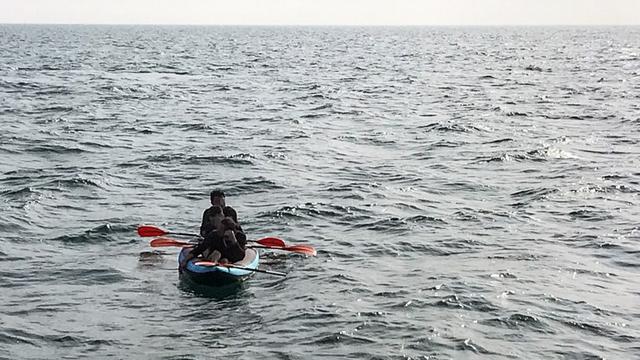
(178, 247, 259, 287)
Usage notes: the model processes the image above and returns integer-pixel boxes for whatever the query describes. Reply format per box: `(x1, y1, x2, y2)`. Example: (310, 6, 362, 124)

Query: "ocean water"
(0, 25, 639, 359)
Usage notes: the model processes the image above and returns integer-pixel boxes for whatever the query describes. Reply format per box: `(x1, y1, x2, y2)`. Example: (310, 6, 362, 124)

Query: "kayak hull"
(178, 247, 259, 287)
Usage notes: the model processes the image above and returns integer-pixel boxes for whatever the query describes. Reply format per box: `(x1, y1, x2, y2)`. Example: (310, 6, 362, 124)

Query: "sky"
(1, 0, 639, 26)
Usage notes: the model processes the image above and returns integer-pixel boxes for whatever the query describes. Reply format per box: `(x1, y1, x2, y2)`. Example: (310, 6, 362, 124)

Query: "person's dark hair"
(223, 206, 238, 222)
(210, 190, 225, 201)
(221, 217, 236, 230)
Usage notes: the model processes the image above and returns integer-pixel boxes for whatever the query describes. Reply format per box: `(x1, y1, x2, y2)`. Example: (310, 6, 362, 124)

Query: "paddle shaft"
(169, 231, 202, 238)
(150, 238, 314, 256)
(139, 225, 301, 251)
(165, 233, 286, 248)
(249, 244, 317, 256)
(224, 265, 286, 277)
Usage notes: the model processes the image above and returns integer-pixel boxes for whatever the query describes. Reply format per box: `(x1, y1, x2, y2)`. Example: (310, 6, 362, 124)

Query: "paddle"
(253, 236, 287, 247)
(149, 237, 194, 248)
(250, 244, 317, 257)
(137, 225, 286, 247)
(137, 225, 199, 238)
(149, 237, 317, 256)
(194, 261, 286, 277)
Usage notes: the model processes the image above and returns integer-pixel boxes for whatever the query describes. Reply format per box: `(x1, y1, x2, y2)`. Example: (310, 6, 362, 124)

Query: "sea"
(0, 25, 639, 359)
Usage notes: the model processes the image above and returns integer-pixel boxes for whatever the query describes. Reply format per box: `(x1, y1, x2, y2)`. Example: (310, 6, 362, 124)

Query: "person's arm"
(188, 240, 207, 259)
(180, 234, 214, 268)
(199, 208, 210, 237)
(235, 224, 247, 249)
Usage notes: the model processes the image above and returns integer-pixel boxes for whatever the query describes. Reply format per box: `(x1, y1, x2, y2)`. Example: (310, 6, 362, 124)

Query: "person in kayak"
(180, 191, 247, 269)
(200, 190, 229, 237)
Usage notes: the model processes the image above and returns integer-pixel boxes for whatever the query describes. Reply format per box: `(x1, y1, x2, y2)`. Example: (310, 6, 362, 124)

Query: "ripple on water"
(49, 224, 135, 245)
(431, 294, 501, 312)
(480, 313, 555, 334)
(0, 327, 119, 350)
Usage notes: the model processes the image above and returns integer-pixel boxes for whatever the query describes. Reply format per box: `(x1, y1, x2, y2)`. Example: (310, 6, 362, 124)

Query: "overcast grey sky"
(1, 0, 639, 25)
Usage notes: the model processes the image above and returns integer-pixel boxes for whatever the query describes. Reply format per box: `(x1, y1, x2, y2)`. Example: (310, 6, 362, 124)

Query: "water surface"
(1, 25, 639, 359)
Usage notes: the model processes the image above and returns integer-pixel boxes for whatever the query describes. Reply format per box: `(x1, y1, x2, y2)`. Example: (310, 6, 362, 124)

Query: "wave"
(568, 208, 614, 221)
(505, 111, 528, 117)
(525, 64, 552, 72)
(78, 141, 115, 149)
(205, 64, 234, 71)
(35, 87, 73, 96)
(300, 112, 328, 119)
(105, 63, 191, 75)
(119, 126, 157, 134)
(0, 186, 40, 198)
(184, 154, 254, 166)
(353, 214, 447, 234)
(418, 121, 485, 133)
(303, 332, 376, 346)
(331, 107, 363, 115)
(139, 153, 254, 166)
(475, 146, 578, 163)
(0, 79, 42, 91)
(256, 203, 375, 227)
(382, 239, 473, 256)
(177, 123, 218, 131)
(37, 105, 75, 113)
(511, 187, 559, 204)
(431, 294, 500, 312)
(309, 103, 332, 111)
(258, 203, 349, 221)
(555, 318, 623, 340)
(43, 267, 130, 285)
(571, 184, 639, 195)
(44, 177, 105, 190)
(483, 138, 513, 144)
(407, 335, 502, 356)
(225, 176, 284, 194)
(49, 224, 134, 245)
(28, 144, 89, 154)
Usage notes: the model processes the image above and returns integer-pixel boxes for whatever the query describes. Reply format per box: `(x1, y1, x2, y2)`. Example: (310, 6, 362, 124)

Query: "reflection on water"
(178, 274, 249, 301)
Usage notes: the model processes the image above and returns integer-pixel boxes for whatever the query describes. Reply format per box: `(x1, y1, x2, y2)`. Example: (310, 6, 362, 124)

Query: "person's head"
(210, 190, 226, 207)
(223, 206, 238, 223)
(221, 216, 236, 230)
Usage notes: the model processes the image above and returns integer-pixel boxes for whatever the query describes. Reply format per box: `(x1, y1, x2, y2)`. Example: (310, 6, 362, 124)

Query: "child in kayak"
(200, 190, 229, 237)
(180, 191, 247, 269)
(210, 206, 247, 263)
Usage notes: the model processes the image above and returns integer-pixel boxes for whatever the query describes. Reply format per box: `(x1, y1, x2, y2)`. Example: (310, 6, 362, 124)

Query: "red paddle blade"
(149, 237, 192, 248)
(256, 237, 286, 247)
(286, 245, 317, 256)
(137, 225, 168, 237)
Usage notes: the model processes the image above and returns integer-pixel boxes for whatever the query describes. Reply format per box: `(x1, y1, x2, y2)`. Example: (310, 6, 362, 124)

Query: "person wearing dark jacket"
(180, 190, 247, 269)
(200, 190, 227, 237)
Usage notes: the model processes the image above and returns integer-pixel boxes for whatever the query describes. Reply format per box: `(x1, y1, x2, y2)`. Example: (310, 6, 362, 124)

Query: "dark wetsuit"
(200, 205, 223, 237)
(191, 206, 247, 263)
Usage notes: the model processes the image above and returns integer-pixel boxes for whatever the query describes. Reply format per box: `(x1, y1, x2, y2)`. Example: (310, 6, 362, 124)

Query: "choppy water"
(1, 25, 639, 359)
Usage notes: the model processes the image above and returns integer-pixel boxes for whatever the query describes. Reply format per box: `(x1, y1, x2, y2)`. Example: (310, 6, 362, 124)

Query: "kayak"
(178, 247, 259, 287)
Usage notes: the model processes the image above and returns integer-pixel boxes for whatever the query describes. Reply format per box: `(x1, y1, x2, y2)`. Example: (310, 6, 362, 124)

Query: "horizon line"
(2, 22, 639, 27)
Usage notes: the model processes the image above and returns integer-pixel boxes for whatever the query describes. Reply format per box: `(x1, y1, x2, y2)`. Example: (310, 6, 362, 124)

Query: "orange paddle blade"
(286, 245, 317, 256)
(149, 237, 193, 248)
(255, 237, 286, 247)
